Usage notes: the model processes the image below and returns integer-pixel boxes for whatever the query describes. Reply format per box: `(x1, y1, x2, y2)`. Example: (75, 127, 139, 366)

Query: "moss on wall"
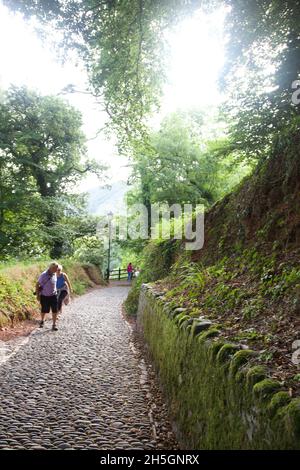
(137, 285, 300, 449)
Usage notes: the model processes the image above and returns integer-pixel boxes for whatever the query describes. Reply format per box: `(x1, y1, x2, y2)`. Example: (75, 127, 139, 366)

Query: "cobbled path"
(0, 287, 160, 450)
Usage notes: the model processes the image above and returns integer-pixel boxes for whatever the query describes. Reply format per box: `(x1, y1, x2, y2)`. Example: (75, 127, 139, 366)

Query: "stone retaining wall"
(137, 284, 300, 449)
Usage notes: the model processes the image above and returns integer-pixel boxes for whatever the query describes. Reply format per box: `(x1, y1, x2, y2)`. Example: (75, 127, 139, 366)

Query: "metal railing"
(105, 268, 129, 281)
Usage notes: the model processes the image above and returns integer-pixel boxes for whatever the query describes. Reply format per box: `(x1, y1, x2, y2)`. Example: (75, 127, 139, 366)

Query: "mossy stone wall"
(137, 285, 300, 449)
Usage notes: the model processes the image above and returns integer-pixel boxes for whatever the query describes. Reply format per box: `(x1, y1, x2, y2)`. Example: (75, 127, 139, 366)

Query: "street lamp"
(106, 211, 113, 281)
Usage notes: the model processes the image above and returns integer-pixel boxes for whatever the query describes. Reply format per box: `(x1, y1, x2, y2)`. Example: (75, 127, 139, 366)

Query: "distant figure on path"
(127, 262, 133, 281)
(134, 267, 140, 278)
(56, 264, 72, 317)
(35, 262, 59, 331)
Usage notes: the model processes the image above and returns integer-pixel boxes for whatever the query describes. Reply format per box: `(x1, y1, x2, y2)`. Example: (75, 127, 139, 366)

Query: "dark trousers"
(57, 290, 68, 311)
(40, 295, 58, 314)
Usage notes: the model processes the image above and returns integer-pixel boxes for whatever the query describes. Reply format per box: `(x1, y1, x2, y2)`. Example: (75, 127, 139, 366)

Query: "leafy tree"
(128, 110, 249, 211)
(6, 1, 300, 161)
(220, 0, 300, 159)
(0, 86, 105, 258)
(8, 0, 300, 161)
(0, 86, 97, 195)
(4, 0, 203, 152)
(72, 235, 105, 267)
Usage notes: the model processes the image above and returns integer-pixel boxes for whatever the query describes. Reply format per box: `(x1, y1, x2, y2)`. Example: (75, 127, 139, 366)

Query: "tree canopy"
(2, 0, 300, 266)
(4, 0, 202, 152)
(5, 0, 300, 159)
(0, 86, 104, 259)
(221, 0, 300, 159)
(128, 109, 250, 212)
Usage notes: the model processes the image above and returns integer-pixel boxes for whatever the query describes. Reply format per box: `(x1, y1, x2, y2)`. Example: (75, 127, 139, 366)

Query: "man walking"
(35, 262, 59, 331)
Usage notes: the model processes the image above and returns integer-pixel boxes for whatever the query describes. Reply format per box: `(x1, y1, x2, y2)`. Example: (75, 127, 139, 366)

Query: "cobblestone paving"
(0, 287, 166, 450)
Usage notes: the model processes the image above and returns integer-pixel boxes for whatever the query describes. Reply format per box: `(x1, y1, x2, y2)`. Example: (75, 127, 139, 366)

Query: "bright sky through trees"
(162, 7, 226, 113)
(0, 1, 226, 187)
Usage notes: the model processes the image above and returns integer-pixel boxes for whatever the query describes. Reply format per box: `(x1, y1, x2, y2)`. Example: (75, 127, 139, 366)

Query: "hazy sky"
(0, 1, 226, 190)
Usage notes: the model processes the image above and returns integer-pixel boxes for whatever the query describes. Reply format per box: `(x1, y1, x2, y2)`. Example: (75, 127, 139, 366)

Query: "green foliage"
(124, 238, 180, 316)
(0, 86, 88, 192)
(5, 0, 201, 152)
(156, 244, 300, 350)
(129, 110, 250, 210)
(0, 274, 33, 326)
(6, 0, 300, 167)
(72, 236, 105, 267)
(241, 299, 263, 321)
(138, 291, 300, 449)
(221, 0, 300, 161)
(124, 280, 143, 317)
(259, 266, 300, 300)
(233, 330, 263, 342)
(117, 243, 145, 270)
(71, 279, 90, 295)
(175, 261, 206, 294)
(0, 86, 105, 260)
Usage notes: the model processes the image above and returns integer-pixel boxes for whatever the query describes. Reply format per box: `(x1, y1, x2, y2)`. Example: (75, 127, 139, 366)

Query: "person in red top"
(127, 262, 133, 281)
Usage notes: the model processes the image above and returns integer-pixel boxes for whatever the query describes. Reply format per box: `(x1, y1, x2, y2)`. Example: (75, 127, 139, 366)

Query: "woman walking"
(127, 262, 133, 281)
(56, 265, 72, 316)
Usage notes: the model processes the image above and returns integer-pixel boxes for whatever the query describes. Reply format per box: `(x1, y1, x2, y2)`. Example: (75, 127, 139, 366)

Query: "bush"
(124, 239, 181, 316)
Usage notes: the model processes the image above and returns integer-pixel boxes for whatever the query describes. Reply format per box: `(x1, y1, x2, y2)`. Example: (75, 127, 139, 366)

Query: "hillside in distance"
(86, 181, 129, 216)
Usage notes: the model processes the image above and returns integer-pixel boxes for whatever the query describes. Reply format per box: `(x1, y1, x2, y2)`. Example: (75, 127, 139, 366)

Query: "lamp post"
(106, 211, 113, 281)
